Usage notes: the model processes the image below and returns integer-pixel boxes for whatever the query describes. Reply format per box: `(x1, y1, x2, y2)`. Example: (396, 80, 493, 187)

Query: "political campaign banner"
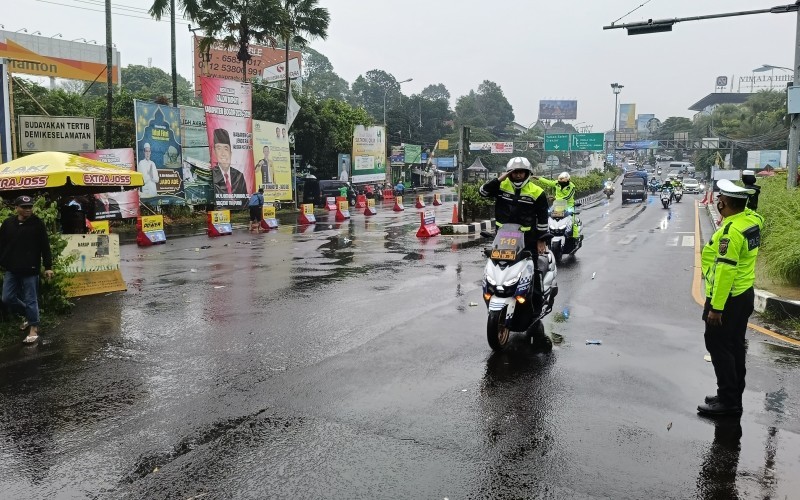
(201, 76, 254, 209)
(134, 100, 184, 204)
(538, 100, 578, 120)
(619, 104, 636, 132)
(179, 105, 214, 205)
(80, 148, 140, 219)
(252, 120, 292, 203)
(351, 125, 387, 184)
(62, 233, 126, 297)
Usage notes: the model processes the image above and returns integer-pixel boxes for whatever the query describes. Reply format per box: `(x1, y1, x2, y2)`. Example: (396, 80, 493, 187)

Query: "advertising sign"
(619, 104, 636, 132)
(469, 142, 492, 152)
(62, 233, 126, 297)
(252, 119, 292, 202)
(201, 76, 254, 208)
(209, 209, 232, 233)
(746, 150, 787, 170)
(80, 149, 140, 219)
(351, 125, 387, 183)
(491, 142, 514, 154)
(87, 220, 109, 234)
(636, 114, 655, 134)
(538, 100, 578, 120)
(404, 144, 422, 163)
(337, 153, 351, 181)
(0, 61, 10, 163)
(193, 36, 301, 92)
(436, 156, 455, 169)
(179, 105, 214, 205)
(18, 115, 95, 153)
(134, 101, 183, 203)
(0, 31, 120, 82)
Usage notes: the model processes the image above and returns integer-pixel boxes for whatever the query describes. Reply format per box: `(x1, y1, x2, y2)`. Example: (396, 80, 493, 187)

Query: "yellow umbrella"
(0, 151, 144, 198)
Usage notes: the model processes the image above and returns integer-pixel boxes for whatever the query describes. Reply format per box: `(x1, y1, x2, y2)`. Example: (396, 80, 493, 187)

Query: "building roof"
(466, 158, 488, 171)
(688, 92, 754, 112)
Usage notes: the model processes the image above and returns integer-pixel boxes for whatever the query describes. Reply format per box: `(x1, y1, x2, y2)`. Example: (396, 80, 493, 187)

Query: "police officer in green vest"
(533, 171, 580, 238)
(697, 179, 763, 416)
(479, 157, 550, 255)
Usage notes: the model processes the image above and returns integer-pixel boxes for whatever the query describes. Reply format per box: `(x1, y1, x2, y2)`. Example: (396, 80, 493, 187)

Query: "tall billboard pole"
(105, 0, 113, 148)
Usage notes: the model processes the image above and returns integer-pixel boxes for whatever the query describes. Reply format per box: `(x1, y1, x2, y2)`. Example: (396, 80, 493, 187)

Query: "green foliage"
(455, 80, 515, 135)
(756, 175, 800, 285)
(461, 182, 494, 221)
(0, 200, 75, 339)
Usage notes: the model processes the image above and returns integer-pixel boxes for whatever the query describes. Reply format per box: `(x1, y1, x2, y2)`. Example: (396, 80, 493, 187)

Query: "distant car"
(682, 178, 701, 194)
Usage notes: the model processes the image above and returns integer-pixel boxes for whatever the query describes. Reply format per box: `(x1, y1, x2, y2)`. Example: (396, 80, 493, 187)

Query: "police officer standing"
(741, 169, 760, 211)
(697, 179, 763, 416)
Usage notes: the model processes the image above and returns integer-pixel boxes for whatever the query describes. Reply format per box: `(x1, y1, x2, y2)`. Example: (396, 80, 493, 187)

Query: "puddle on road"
(760, 341, 800, 367)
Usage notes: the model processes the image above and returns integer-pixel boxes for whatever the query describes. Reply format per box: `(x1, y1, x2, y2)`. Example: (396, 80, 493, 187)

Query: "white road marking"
(682, 235, 695, 247)
(667, 236, 679, 246)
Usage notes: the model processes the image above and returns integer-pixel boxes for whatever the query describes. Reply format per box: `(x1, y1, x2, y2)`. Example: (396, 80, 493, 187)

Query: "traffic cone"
(451, 204, 459, 224)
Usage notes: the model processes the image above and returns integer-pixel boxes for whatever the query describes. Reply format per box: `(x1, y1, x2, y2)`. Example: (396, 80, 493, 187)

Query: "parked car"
(682, 178, 701, 194)
(302, 179, 354, 207)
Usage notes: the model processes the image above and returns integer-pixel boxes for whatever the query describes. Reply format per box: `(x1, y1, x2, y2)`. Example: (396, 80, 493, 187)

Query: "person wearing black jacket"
(0, 195, 54, 344)
(741, 169, 760, 211)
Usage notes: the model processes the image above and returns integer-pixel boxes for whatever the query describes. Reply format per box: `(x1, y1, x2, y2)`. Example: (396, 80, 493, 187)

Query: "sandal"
(19, 319, 29, 331)
(22, 334, 39, 344)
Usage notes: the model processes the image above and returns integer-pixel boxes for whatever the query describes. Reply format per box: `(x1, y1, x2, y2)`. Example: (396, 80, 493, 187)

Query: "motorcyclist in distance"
(480, 157, 550, 256)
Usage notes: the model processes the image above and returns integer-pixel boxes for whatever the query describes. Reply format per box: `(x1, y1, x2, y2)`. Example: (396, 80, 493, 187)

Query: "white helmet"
(558, 172, 571, 182)
(505, 157, 532, 188)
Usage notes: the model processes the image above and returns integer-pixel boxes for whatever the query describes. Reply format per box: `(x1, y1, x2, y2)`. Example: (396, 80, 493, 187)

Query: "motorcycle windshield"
(551, 199, 568, 218)
(491, 227, 525, 261)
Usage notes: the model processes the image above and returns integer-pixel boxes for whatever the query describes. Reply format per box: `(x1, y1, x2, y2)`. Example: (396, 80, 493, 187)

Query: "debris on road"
(667, 422, 672, 431)
(213, 286, 226, 289)
(469, 301, 478, 307)
(592, 272, 596, 279)
(703, 354, 712, 362)
(585, 340, 602, 345)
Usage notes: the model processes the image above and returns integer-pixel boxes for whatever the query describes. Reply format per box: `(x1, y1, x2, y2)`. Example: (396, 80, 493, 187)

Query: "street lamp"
(384, 78, 413, 128)
(50, 33, 63, 38)
(31, 31, 41, 36)
(15, 28, 27, 33)
(610, 83, 624, 168)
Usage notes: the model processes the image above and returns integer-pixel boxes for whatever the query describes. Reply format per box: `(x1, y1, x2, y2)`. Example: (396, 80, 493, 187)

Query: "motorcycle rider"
(741, 169, 760, 210)
(533, 171, 580, 239)
(480, 157, 552, 349)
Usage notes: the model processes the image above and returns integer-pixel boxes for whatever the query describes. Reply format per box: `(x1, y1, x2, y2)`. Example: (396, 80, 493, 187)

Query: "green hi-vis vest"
(537, 177, 576, 208)
(494, 178, 545, 232)
(701, 208, 764, 311)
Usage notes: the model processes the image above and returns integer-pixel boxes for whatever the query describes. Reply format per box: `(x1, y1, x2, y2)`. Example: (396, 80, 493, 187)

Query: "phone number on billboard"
(198, 62, 260, 76)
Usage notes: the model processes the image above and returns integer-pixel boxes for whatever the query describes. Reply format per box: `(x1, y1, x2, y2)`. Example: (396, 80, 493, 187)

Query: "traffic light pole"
(787, 8, 800, 188)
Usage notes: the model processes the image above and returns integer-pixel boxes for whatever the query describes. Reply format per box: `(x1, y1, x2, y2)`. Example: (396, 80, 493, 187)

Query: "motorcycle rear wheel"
(487, 309, 510, 351)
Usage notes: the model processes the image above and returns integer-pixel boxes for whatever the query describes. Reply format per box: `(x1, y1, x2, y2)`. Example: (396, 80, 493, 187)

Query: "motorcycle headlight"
(485, 274, 496, 286)
(503, 272, 521, 287)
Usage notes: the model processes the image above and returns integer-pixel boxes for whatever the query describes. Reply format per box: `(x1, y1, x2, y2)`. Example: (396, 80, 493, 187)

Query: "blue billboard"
(538, 100, 578, 120)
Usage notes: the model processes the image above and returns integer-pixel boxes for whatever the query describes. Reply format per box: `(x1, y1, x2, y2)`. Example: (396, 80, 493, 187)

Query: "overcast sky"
(3, 0, 795, 132)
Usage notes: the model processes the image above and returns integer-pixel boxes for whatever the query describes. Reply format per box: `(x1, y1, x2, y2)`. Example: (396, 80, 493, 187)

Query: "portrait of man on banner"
(211, 128, 247, 201)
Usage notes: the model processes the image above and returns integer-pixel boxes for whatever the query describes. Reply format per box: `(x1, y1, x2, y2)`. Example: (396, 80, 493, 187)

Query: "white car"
(682, 178, 701, 194)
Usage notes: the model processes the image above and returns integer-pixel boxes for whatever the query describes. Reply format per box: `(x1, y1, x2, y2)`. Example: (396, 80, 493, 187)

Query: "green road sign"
(570, 133, 604, 151)
(544, 134, 569, 151)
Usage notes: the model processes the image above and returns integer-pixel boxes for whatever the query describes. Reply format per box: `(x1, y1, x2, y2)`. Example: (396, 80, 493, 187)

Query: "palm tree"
(274, 0, 330, 112)
(149, 0, 201, 106)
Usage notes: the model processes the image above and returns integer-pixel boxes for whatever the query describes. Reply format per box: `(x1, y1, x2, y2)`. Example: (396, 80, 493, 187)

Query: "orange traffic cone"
(451, 204, 459, 224)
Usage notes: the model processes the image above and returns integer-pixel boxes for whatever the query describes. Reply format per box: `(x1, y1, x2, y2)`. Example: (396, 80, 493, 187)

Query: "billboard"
(746, 150, 787, 170)
(134, 101, 183, 204)
(18, 115, 95, 153)
(252, 120, 292, 202)
(404, 144, 422, 164)
(193, 36, 302, 92)
(636, 114, 655, 134)
(0, 31, 120, 83)
(351, 125, 387, 183)
(337, 153, 351, 181)
(201, 77, 254, 209)
(491, 142, 514, 154)
(619, 104, 636, 132)
(0, 61, 11, 163)
(80, 149, 140, 219)
(538, 100, 578, 120)
(179, 105, 214, 205)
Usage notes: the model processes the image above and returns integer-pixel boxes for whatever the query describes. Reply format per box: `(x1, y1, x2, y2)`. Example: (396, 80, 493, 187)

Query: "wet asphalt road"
(1, 182, 799, 499)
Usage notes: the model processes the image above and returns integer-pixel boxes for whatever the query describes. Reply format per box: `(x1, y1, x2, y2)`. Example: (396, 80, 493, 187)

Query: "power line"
(611, 0, 655, 25)
(35, 0, 191, 24)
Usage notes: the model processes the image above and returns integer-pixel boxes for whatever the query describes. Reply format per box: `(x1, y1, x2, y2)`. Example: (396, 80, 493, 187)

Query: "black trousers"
(703, 287, 754, 406)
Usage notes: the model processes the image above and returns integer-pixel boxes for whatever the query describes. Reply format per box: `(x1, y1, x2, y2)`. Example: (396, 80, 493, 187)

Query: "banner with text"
(62, 233, 126, 297)
(18, 115, 95, 153)
(201, 76, 254, 209)
(252, 120, 292, 202)
(134, 101, 184, 204)
(351, 125, 387, 183)
(81, 148, 140, 219)
(179, 105, 214, 205)
(618, 103, 636, 132)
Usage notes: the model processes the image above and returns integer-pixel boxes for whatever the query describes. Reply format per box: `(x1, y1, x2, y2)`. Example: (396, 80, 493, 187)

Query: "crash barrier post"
(364, 198, 378, 216)
(415, 194, 425, 209)
(451, 204, 459, 224)
(433, 193, 442, 206)
(298, 203, 316, 225)
(393, 195, 405, 212)
(136, 215, 167, 247)
(355, 194, 367, 208)
(335, 199, 351, 221)
(383, 189, 395, 201)
(87, 220, 110, 234)
(325, 196, 337, 211)
(207, 210, 233, 237)
(260, 203, 279, 231)
(416, 208, 441, 238)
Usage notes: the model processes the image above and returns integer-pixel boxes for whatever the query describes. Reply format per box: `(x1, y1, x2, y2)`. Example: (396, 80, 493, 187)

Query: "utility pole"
(171, 0, 178, 107)
(788, 8, 800, 188)
(457, 126, 468, 223)
(105, 0, 113, 148)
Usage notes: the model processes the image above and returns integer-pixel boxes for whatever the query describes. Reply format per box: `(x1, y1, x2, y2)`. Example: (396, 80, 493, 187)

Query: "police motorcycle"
(656, 166, 662, 175)
(602, 180, 615, 199)
(672, 185, 683, 203)
(481, 224, 558, 351)
(660, 186, 672, 209)
(548, 199, 583, 263)
(649, 178, 661, 194)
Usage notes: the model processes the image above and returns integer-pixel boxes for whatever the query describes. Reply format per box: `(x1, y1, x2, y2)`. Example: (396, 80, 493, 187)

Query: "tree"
(455, 81, 514, 135)
(120, 65, 196, 104)
(420, 83, 450, 102)
(351, 69, 401, 122)
(274, 0, 330, 113)
(302, 47, 351, 101)
(654, 116, 692, 141)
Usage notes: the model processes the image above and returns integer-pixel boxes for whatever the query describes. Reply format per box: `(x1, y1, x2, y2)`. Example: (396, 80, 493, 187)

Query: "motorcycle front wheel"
(552, 240, 563, 264)
(487, 309, 510, 351)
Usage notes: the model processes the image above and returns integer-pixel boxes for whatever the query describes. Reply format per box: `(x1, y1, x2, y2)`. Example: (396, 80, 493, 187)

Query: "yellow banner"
(66, 270, 126, 297)
(0, 38, 120, 83)
(262, 205, 276, 219)
(396, 196, 403, 206)
(437, 139, 449, 150)
(210, 210, 231, 224)
(367, 198, 375, 207)
(87, 220, 109, 234)
(338, 200, 348, 211)
(141, 215, 164, 232)
(302, 203, 314, 216)
(252, 120, 293, 202)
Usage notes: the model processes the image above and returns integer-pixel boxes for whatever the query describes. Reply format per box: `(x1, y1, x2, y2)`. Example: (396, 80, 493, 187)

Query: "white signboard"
(262, 57, 302, 83)
(491, 142, 514, 154)
(18, 115, 95, 153)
